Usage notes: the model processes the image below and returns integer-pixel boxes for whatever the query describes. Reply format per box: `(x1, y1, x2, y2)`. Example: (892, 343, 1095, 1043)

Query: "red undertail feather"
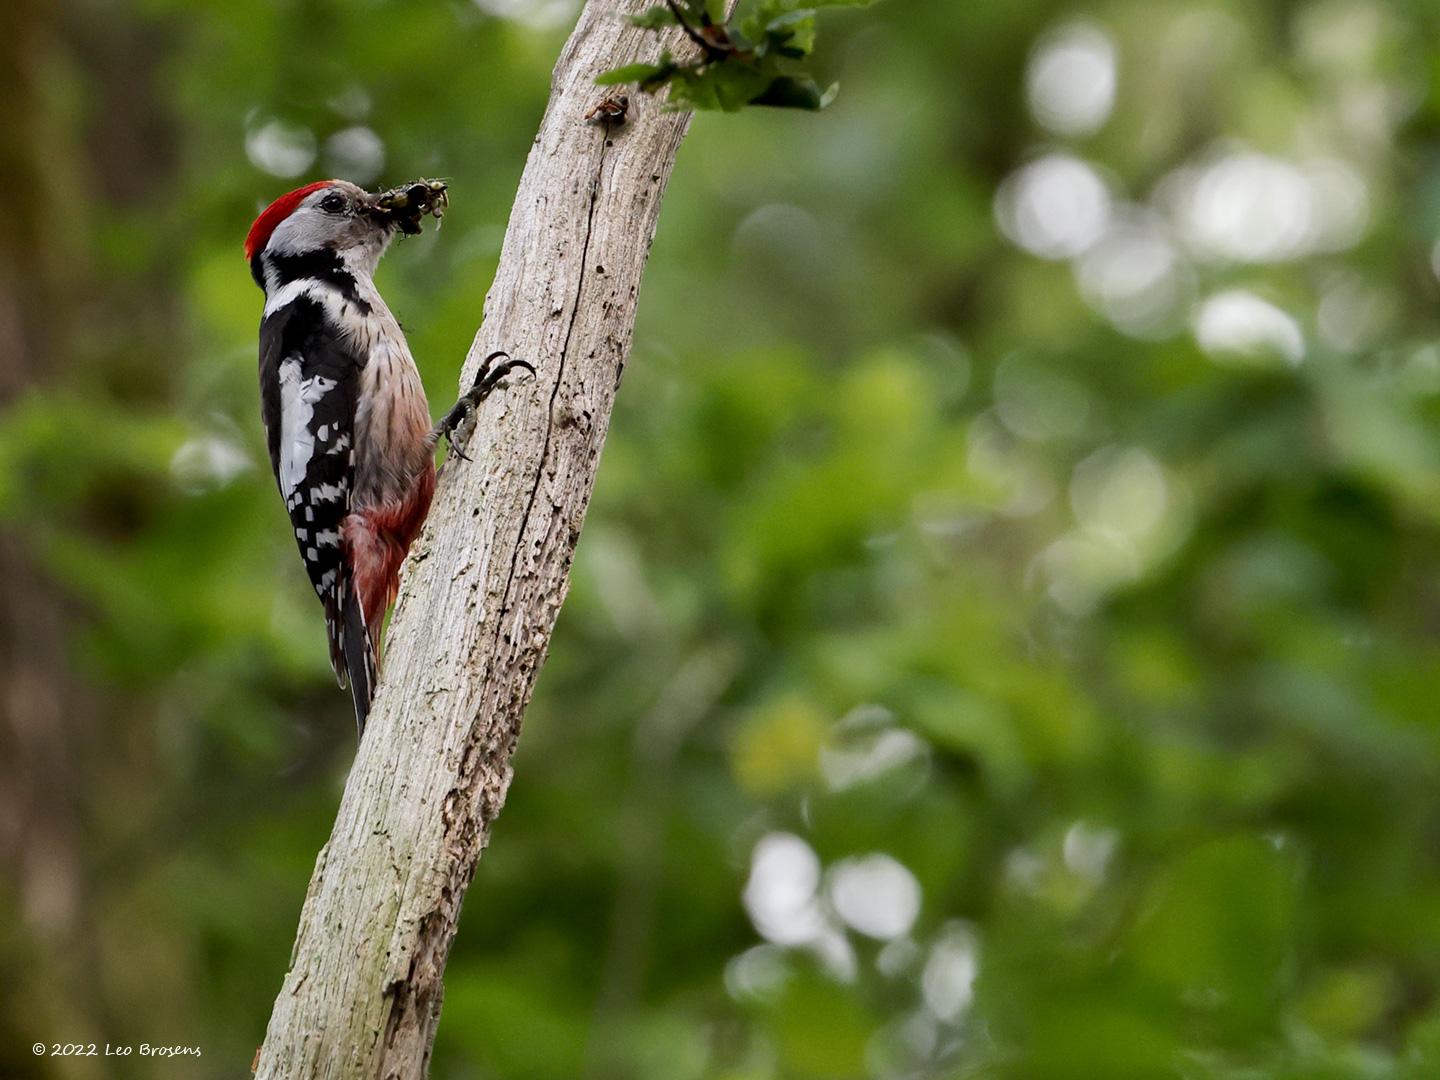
(341, 463, 437, 663)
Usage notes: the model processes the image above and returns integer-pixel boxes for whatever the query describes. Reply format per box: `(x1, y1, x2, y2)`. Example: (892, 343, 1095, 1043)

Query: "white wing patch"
(277, 357, 339, 505)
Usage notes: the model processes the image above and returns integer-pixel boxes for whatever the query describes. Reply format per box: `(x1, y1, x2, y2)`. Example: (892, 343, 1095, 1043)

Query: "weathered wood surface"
(255, 3, 715, 1075)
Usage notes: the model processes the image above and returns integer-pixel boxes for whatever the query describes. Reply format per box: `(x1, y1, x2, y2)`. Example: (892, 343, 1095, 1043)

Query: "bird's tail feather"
(324, 574, 376, 736)
(341, 578, 376, 735)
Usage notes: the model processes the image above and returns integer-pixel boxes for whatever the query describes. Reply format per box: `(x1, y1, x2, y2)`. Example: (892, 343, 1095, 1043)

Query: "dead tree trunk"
(255, 2, 723, 1076)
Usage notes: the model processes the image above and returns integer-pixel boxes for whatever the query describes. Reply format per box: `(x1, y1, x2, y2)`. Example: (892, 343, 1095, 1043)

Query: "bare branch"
(253, 2, 730, 1075)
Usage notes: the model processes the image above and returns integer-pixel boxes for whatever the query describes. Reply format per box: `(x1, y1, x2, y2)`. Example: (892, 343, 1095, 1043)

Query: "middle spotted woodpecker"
(247, 178, 530, 734)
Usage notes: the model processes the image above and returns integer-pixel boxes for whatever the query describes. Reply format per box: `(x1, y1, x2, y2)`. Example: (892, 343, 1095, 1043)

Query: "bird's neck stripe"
(264, 279, 329, 320)
(262, 249, 372, 317)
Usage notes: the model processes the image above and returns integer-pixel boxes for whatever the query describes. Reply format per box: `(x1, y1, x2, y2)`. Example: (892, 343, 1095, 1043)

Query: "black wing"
(258, 295, 374, 730)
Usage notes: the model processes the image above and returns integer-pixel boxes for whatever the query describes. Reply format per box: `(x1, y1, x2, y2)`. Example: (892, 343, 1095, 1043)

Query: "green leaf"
(708, 63, 774, 111)
(595, 59, 675, 87)
(764, 10, 817, 56)
(602, 0, 865, 112)
(767, 7, 818, 26)
(725, 24, 756, 52)
(662, 68, 717, 111)
(628, 5, 679, 28)
(750, 74, 839, 110)
(1129, 836, 1300, 1034)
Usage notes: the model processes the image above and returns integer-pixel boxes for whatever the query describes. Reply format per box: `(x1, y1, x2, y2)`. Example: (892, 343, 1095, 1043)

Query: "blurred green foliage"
(6, 1, 1440, 1078)
(597, 0, 872, 111)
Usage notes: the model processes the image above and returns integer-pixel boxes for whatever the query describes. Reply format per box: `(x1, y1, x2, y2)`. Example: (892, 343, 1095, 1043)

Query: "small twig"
(665, 0, 725, 60)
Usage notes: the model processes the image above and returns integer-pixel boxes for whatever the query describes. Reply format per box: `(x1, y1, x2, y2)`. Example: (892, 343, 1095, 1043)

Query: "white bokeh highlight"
(1027, 21, 1118, 137)
(827, 855, 922, 941)
(1063, 821, 1119, 884)
(472, 0, 578, 29)
(743, 832, 826, 947)
(820, 704, 929, 794)
(1161, 150, 1370, 263)
(723, 944, 789, 1003)
(1194, 290, 1305, 366)
(742, 832, 857, 982)
(1075, 213, 1194, 339)
(1070, 446, 1169, 545)
(995, 154, 1112, 260)
(325, 126, 386, 187)
(171, 434, 251, 495)
(922, 923, 980, 1022)
(246, 119, 317, 179)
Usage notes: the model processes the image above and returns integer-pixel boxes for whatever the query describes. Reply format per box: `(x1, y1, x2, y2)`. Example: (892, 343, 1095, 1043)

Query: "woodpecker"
(247, 178, 529, 734)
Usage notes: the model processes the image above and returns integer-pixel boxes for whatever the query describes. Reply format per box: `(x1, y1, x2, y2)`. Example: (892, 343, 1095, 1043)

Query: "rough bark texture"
(255, 3, 718, 1077)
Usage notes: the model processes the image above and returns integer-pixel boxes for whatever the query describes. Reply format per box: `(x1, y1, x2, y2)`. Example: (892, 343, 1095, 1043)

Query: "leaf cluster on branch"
(597, 0, 875, 112)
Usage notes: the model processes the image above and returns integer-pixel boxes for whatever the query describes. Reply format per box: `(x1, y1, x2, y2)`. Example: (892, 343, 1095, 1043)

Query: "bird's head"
(244, 178, 449, 285)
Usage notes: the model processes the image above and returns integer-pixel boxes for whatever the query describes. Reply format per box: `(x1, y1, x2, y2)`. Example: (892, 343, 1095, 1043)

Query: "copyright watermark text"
(33, 1043, 201, 1059)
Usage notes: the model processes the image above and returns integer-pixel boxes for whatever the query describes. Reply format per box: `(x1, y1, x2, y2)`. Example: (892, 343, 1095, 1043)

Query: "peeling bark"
(255, 3, 725, 1076)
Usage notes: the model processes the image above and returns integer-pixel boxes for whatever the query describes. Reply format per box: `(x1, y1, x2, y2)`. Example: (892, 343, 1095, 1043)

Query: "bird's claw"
(447, 420, 474, 462)
(470, 350, 536, 391)
(437, 350, 534, 463)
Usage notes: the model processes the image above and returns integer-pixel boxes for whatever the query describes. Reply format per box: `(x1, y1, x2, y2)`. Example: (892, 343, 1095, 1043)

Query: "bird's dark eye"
(319, 192, 347, 214)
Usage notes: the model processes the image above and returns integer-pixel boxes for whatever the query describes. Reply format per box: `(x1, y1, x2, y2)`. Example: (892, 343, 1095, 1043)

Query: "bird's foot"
(435, 350, 535, 462)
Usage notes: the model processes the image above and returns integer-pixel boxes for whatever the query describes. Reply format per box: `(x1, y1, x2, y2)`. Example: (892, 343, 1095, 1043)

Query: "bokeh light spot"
(245, 119, 317, 179)
(1194, 290, 1305, 366)
(324, 127, 386, 187)
(827, 854, 922, 940)
(743, 832, 825, 946)
(995, 154, 1112, 260)
(1026, 20, 1118, 137)
(922, 923, 980, 1022)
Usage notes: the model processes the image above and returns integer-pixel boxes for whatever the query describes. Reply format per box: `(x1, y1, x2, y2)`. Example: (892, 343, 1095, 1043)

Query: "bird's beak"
(369, 179, 450, 236)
